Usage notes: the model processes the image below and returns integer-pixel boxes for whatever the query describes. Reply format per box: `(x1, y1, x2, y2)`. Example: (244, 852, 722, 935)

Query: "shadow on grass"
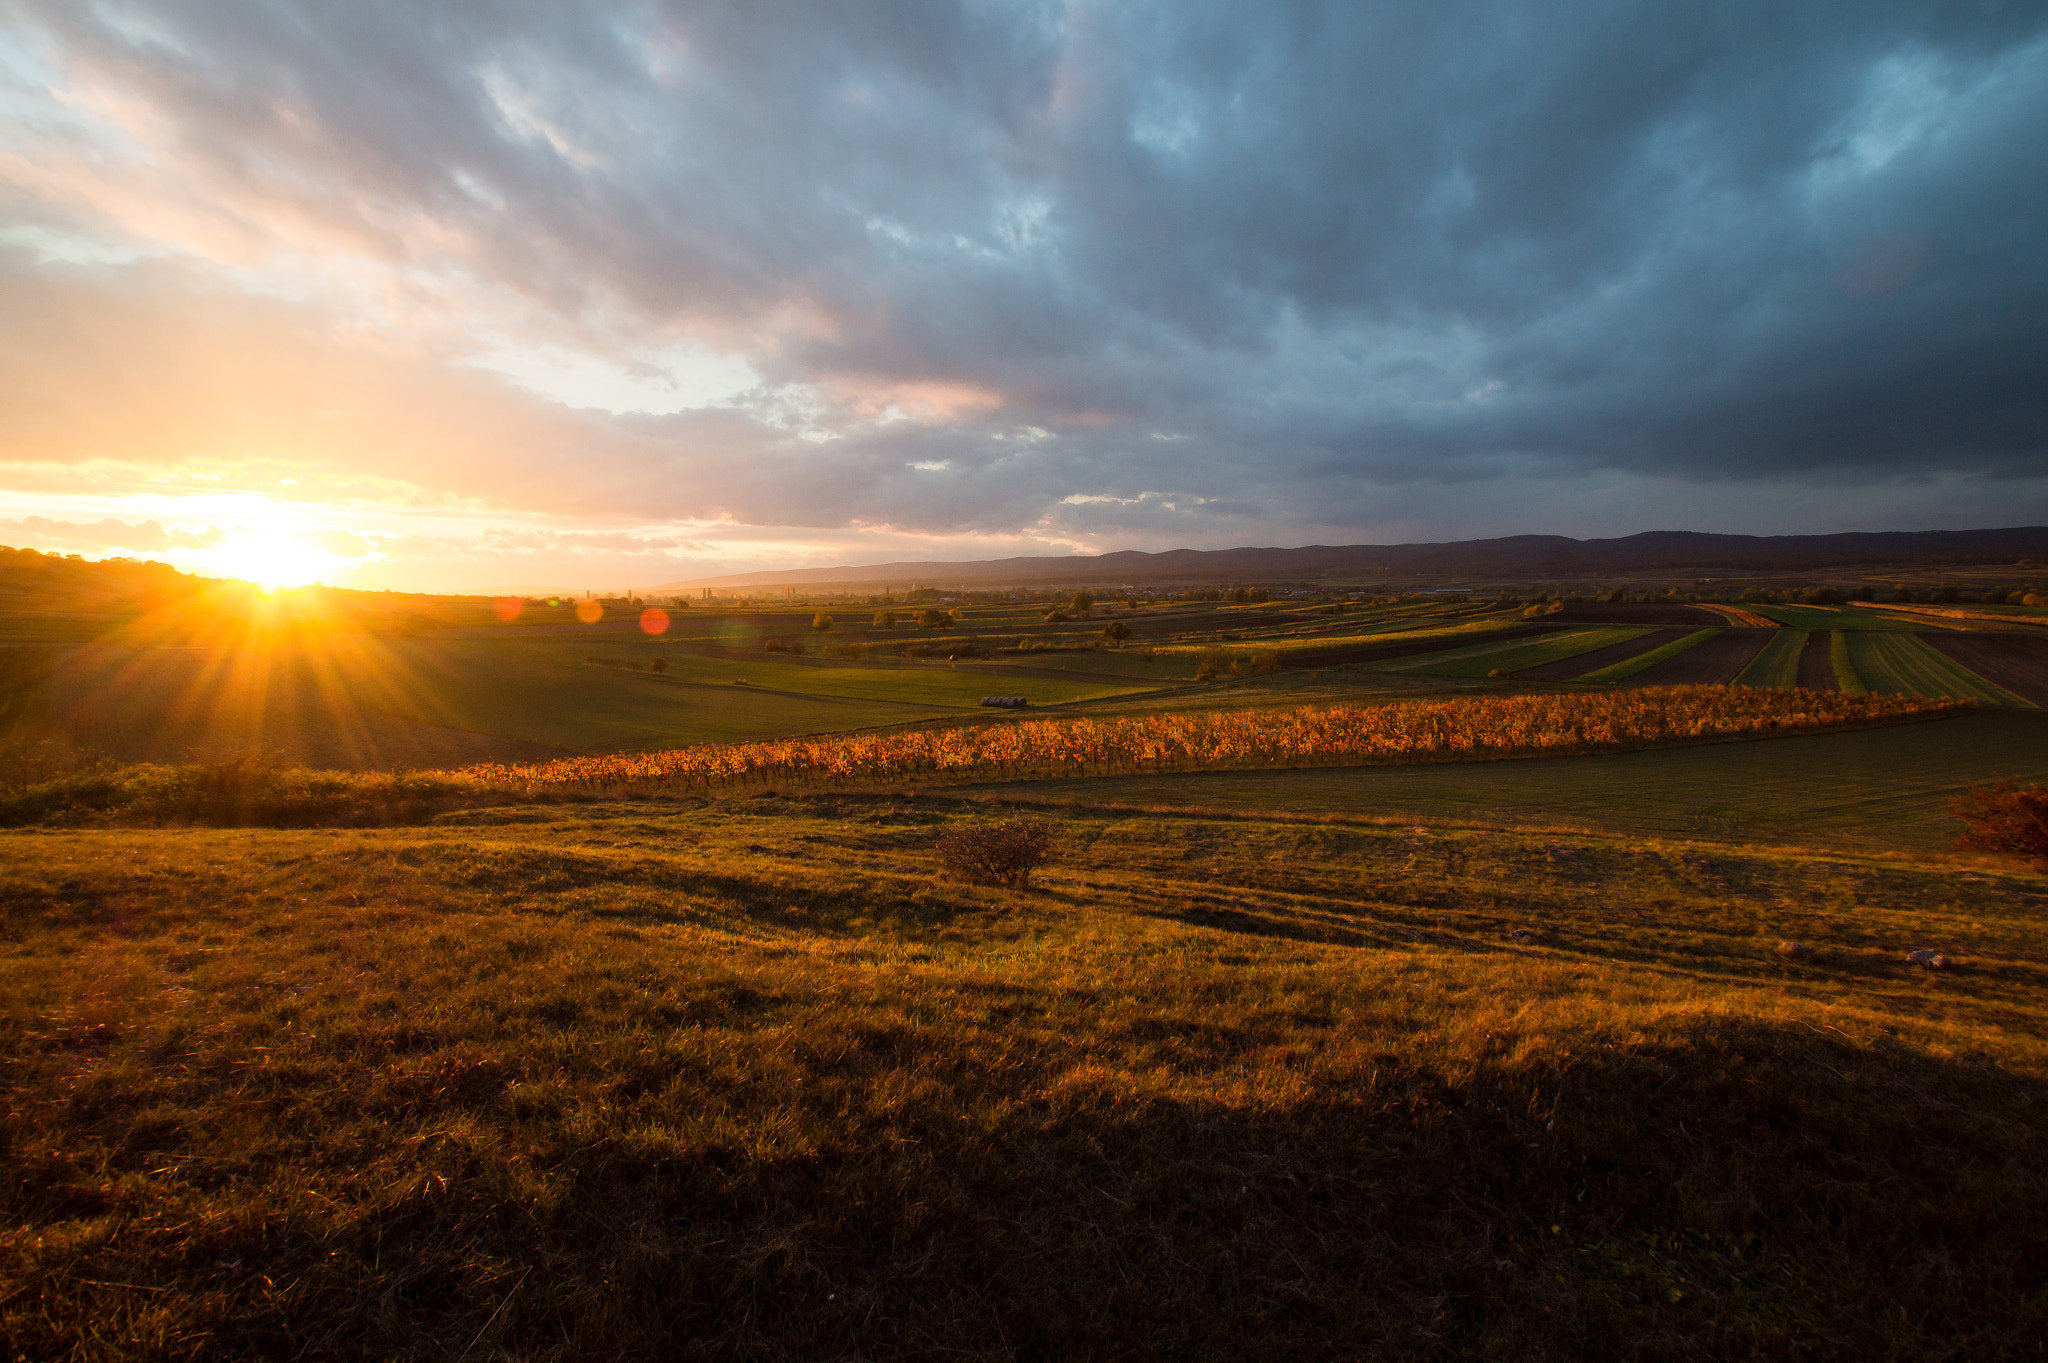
(6, 1012, 2043, 1360)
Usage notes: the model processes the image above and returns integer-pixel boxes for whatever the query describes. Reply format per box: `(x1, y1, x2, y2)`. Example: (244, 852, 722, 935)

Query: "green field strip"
(1734, 630, 1807, 688)
(1578, 628, 1721, 683)
(1843, 632, 2034, 708)
(1382, 627, 1653, 678)
(1829, 631, 1866, 694)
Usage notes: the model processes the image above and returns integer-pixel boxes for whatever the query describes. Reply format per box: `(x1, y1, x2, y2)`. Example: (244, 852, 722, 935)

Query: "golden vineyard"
(453, 686, 1965, 796)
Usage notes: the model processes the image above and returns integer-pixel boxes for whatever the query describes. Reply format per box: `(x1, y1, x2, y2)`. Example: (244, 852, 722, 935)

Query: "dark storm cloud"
(9, 0, 2048, 541)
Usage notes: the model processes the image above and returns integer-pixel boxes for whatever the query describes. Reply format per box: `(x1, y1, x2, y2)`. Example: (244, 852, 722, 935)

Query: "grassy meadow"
(6, 788, 2048, 1359)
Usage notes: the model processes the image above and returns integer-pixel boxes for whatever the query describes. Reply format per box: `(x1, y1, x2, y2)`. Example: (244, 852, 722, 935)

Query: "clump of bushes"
(1196, 648, 1283, 680)
(934, 816, 1055, 888)
(1951, 781, 2048, 867)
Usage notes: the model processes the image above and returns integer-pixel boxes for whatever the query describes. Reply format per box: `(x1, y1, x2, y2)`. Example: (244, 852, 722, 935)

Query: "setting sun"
(204, 530, 346, 592)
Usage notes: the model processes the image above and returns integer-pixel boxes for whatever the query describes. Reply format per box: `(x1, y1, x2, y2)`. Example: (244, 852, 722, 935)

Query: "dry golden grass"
(3, 792, 2045, 1359)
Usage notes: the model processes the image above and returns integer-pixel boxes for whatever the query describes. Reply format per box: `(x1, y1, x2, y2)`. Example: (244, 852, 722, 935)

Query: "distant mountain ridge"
(659, 527, 2048, 590)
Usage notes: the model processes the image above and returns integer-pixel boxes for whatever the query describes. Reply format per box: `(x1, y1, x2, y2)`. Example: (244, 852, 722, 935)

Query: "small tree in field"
(1952, 782, 2048, 867)
(873, 610, 897, 629)
(812, 613, 834, 631)
(917, 608, 952, 629)
(1069, 590, 1095, 614)
(1101, 621, 1130, 647)
(935, 817, 1054, 888)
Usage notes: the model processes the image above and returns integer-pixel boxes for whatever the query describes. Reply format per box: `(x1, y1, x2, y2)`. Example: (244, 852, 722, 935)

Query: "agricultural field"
(0, 638, 966, 766)
(1698, 604, 1777, 628)
(1850, 601, 2048, 631)
(983, 708, 2048, 851)
(1376, 626, 1653, 678)
(1842, 631, 2032, 708)
(1566, 630, 1714, 683)
(1155, 613, 1535, 665)
(1734, 630, 1808, 688)
(1753, 603, 1927, 632)
(1921, 632, 2048, 706)
(0, 629, 1172, 771)
(1797, 632, 1838, 691)
(601, 647, 1163, 709)
(1616, 629, 1766, 686)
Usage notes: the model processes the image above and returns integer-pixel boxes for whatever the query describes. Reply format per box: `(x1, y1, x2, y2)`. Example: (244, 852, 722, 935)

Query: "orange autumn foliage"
(451, 686, 1966, 797)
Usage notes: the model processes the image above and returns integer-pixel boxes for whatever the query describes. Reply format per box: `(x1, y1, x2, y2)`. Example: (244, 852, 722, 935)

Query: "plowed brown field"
(1628, 628, 1773, 685)
(1920, 633, 2048, 706)
(1517, 628, 1682, 680)
(1798, 631, 1838, 691)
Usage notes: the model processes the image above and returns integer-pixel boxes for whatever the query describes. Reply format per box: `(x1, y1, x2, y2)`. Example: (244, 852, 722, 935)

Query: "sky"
(2, 1, 2047, 593)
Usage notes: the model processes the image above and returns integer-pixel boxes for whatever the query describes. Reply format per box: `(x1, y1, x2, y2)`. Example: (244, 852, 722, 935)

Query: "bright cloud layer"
(2, 2, 2046, 590)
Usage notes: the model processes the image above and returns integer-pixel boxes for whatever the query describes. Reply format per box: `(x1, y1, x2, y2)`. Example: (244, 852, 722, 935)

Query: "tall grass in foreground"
(460, 686, 1964, 795)
(3, 799, 2045, 1357)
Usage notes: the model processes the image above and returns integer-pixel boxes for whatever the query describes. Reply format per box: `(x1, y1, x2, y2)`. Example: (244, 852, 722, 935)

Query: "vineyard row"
(447, 686, 1965, 796)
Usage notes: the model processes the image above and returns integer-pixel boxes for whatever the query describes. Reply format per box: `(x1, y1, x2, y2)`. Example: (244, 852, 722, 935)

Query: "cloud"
(1, 0, 2046, 579)
(0, 515, 222, 552)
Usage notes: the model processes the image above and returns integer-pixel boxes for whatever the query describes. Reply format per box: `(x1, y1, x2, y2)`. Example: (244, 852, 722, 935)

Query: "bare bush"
(935, 816, 1055, 888)
(1951, 781, 2048, 867)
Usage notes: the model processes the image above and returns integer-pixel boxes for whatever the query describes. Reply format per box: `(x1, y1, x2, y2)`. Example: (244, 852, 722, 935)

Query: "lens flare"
(639, 607, 670, 635)
(494, 597, 523, 622)
(575, 600, 603, 624)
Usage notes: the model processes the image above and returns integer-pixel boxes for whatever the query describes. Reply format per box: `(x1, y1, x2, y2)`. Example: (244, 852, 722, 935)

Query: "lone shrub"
(935, 816, 1054, 888)
(1951, 781, 2048, 867)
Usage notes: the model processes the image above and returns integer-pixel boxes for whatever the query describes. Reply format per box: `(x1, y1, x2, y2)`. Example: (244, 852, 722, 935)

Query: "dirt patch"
(1629, 629, 1773, 686)
(1517, 629, 1683, 681)
(1920, 633, 2048, 706)
(1798, 631, 1838, 691)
